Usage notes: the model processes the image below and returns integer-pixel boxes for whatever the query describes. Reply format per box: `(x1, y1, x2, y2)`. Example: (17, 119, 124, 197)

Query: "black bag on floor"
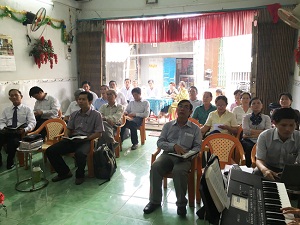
(93, 144, 117, 185)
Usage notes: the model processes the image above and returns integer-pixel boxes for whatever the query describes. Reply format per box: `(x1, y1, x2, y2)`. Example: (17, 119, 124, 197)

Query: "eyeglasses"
(177, 104, 190, 110)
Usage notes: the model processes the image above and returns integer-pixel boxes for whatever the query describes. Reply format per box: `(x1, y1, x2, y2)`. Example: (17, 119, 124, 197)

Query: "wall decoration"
(29, 36, 57, 69)
(0, 35, 16, 71)
(0, 5, 68, 44)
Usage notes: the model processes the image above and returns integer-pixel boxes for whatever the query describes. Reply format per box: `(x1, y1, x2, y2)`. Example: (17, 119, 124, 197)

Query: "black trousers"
(34, 118, 48, 139)
(240, 139, 255, 167)
(46, 139, 90, 178)
(0, 131, 21, 166)
(120, 117, 142, 145)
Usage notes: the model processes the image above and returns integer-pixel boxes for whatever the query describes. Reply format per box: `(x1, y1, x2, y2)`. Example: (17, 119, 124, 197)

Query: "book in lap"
(5, 123, 27, 130)
(63, 135, 88, 141)
(168, 150, 198, 159)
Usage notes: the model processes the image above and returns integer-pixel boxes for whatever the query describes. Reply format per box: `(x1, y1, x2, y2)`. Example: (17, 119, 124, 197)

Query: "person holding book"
(46, 91, 104, 185)
(0, 89, 36, 169)
(99, 89, 124, 150)
(143, 100, 201, 216)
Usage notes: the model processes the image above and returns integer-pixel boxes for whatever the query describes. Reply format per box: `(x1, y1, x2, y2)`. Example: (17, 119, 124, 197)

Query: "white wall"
(0, 0, 78, 112)
(78, 0, 299, 20)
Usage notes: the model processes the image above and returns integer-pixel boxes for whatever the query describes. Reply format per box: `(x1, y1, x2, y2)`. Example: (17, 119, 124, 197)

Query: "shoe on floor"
(52, 171, 72, 182)
(75, 177, 85, 185)
(177, 206, 187, 216)
(6, 163, 15, 170)
(143, 202, 161, 214)
(131, 144, 138, 150)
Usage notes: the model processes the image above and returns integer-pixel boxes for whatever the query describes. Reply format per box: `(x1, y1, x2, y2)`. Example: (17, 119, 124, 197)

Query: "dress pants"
(0, 131, 21, 166)
(101, 121, 115, 144)
(46, 139, 90, 178)
(120, 117, 142, 145)
(240, 139, 255, 167)
(150, 152, 191, 207)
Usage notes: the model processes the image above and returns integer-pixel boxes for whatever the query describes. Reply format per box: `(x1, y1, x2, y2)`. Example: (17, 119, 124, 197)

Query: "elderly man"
(255, 107, 300, 180)
(143, 100, 201, 216)
(0, 89, 36, 169)
(109, 80, 127, 107)
(99, 89, 124, 150)
(120, 87, 150, 150)
(46, 91, 104, 185)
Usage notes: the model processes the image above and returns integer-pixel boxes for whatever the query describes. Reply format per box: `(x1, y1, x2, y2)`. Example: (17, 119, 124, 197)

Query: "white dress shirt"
(33, 94, 60, 119)
(0, 104, 36, 133)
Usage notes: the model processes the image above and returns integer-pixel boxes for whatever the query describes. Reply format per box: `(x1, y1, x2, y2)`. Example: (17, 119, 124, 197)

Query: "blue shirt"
(94, 98, 108, 111)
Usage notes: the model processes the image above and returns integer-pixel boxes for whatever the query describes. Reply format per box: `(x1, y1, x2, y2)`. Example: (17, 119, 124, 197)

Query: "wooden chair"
(196, 133, 245, 203)
(188, 117, 202, 127)
(251, 143, 257, 168)
(151, 148, 197, 207)
(114, 115, 126, 158)
(138, 118, 146, 145)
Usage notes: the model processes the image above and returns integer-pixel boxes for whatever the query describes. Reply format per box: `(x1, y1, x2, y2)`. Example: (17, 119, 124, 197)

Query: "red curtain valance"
(106, 10, 257, 43)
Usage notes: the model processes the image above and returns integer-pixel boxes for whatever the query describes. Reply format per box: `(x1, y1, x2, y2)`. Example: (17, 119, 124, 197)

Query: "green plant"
(29, 36, 58, 69)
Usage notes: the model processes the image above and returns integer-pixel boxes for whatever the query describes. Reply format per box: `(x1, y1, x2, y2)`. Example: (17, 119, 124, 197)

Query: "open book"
(205, 156, 230, 213)
(63, 135, 88, 141)
(168, 150, 198, 159)
(5, 123, 27, 130)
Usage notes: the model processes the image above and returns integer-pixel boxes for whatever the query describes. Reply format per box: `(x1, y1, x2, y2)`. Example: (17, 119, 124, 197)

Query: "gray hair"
(74, 88, 85, 99)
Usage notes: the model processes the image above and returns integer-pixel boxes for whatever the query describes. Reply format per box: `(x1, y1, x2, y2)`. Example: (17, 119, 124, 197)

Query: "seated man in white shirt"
(0, 89, 36, 169)
(120, 87, 150, 150)
(64, 88, 84, 122)
(99, 89, 124, 150)
(146, 79, 160, 98)
(29, 86, 60, 138)
(120, 78, 133, 103)
(109, 80, 127, 107)
(188, 86, 202, 114)
(81, 81, 98, 105)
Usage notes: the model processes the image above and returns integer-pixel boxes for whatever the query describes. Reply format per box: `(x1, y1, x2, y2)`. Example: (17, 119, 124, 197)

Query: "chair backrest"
(200, 133, 245, 169)
(251, 143, 257, 168)
(32, 118, 67, 142)
(188, 117, 202, 127)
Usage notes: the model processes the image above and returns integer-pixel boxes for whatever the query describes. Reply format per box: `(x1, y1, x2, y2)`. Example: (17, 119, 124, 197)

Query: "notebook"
(280, 164, 300, 189)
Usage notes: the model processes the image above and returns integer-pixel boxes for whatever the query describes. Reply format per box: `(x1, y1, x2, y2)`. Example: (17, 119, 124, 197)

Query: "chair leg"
(115, 145, 120, 158)
(140, 129, 146, 145)
(188, 172, 195, 207)
(87, 152, 94, 178)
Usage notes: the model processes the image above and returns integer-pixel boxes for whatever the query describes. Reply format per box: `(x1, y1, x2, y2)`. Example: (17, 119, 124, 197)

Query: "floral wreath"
(29, 36, 58, 69)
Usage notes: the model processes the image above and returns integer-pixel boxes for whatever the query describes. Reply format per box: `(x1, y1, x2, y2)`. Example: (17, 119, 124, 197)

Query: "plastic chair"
(114, 115, 126, 158)
(251, 143, 257, 168)
(196, 133, 245, 203)
(27, 118, 67, 168)
(188, 117, 202, 127)
(236, 125, 243, 139)
(151, 147, 197, 207)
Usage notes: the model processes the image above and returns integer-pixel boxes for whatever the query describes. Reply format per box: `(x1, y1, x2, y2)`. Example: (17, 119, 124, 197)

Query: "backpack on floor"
(93, 144, 117, 185)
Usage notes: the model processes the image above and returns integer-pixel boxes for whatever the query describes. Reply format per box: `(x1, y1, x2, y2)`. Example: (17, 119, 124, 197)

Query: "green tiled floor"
(0, 132, 208, 225)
